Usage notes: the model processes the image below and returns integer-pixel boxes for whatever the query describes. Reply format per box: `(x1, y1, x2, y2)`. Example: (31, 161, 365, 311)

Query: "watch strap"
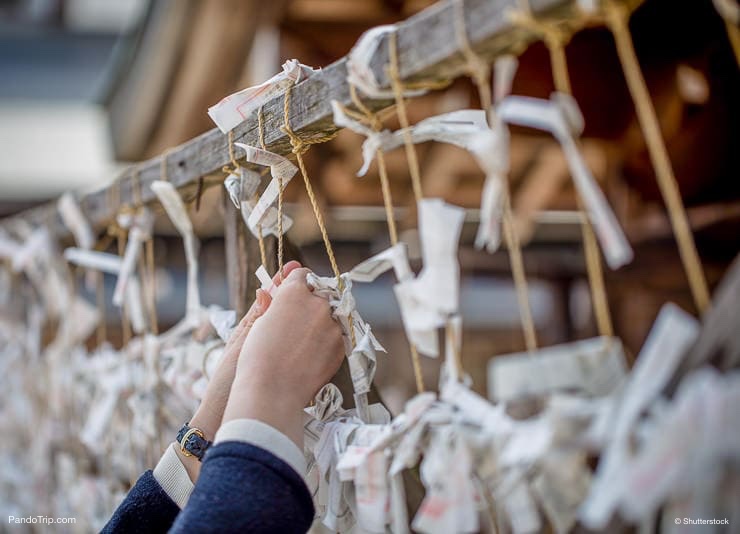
(176, 422, 212, 461)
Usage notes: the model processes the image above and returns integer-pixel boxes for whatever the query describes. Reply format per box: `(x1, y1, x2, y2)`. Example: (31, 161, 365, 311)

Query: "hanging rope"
(108, 183, 131, 345)
(604, 0, 710, 314)
(258, 106, 284, 279)
(349, 85, 400, 247)
(225, 132, 238, 176)
(387, 31, 424, 203)
(508, 9, 573, 94)
(454, 0, 538, 352)
(131, 169, 165, 456)
(445, 319, 464, 383)
(193, 176, 205, 212)
(725, 21, 740, 67)
(502, 197, 538, 352)
(132, 168, 159, 335)
(511, 4, 614, 338)
(256, 222, 268, 273)
(454, 0, 492, 115)
(95, 270, 107, 346)
(280, 81, 355, 346)
(713, 0, 740, 67)
(226, 127, 270, 272)
(225, 126, 271, 272)
(347, 85, 425, 394)
(386, 30, 439, 388)
(281, 83, 342, 279)
(256, 108, 270, 270)
(91, 188, 109, 345)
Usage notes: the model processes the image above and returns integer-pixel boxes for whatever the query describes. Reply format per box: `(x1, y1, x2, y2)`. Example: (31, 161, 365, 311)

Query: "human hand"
(177, 260, 302, 479)
(222, 267, 345, 447)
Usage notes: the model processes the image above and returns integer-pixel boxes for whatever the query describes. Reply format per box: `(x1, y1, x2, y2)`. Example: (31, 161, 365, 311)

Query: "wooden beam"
(1, 0, 580, 237)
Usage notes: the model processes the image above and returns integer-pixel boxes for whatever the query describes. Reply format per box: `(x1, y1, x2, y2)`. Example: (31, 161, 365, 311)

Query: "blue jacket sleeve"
(170, 441, 315, 534)
(101, 470, 180, 533)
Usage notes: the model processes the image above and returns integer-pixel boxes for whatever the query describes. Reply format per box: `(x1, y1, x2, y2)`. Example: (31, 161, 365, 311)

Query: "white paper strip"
(470, 124, 509, 252)
(151, 180, 201, 317)
(10, 227, 49, 273)
(64, 248, 122, 274)
(234, 143, 298, 232)
(493, 55, 519, 105)
(498, 94, 633, 269)
(347, 25, 426, 100)
(208, 59, 317, 133)
(223, 172, 242, 209)
(580, 303, 700, 528)
(239, 198, 293, 238)
(394, 199, 465, 357)
(57, 193, 94, 252)
(255, 264, 276, 296)
(444, 314, 463, 385)
(112, 209, 153, 307)
(348, 243, 412, 283)
(488, 336, 627, 402)
(334, 100, 509, 254)
(336, 106, 491, 178)
(503, 478, 542, 534)
(413, 427, 479, 534)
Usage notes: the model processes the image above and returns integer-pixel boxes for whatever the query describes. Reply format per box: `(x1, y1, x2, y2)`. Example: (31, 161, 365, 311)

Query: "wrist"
(174, 442, 202, 482)
(223, 377, 304, 448)
(189, 405, 220, 442)
(173, 417, 215, 483)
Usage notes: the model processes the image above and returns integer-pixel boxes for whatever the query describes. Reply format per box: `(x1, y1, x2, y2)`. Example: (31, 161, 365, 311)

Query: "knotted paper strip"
(208, 59, 317, 133)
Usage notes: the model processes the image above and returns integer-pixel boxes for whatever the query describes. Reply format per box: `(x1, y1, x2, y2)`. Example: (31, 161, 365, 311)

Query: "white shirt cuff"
(215, 419, 306, 477)
(152, 442, 194, 509)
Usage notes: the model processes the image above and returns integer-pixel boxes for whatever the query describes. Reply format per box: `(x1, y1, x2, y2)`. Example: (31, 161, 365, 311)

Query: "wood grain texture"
(223, 191, 252, 318)
(1, 0, 578, 237)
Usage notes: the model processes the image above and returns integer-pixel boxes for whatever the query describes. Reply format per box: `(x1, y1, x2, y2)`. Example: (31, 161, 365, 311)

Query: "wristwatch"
(176, 423, 212, 461)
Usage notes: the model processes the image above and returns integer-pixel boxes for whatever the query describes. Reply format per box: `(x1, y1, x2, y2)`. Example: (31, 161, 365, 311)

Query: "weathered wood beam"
(1, 0, 580, 237)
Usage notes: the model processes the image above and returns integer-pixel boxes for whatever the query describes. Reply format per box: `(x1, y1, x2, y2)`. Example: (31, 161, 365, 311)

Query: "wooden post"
(222, 190, 255, 318)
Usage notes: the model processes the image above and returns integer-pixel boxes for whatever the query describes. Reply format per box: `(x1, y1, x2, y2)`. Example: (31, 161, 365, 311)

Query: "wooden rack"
(0, 0, 580, 238)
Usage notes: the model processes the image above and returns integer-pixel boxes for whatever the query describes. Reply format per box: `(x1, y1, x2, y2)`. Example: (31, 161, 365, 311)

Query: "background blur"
(1, 0, 739, 410)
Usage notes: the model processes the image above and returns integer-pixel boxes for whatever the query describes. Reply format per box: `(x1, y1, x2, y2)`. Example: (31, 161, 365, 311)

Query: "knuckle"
(308, 295, 329, 314)
(316, 297, 331, 312)
(279, 280, 305, 298)
(285, 267, 309, 283)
